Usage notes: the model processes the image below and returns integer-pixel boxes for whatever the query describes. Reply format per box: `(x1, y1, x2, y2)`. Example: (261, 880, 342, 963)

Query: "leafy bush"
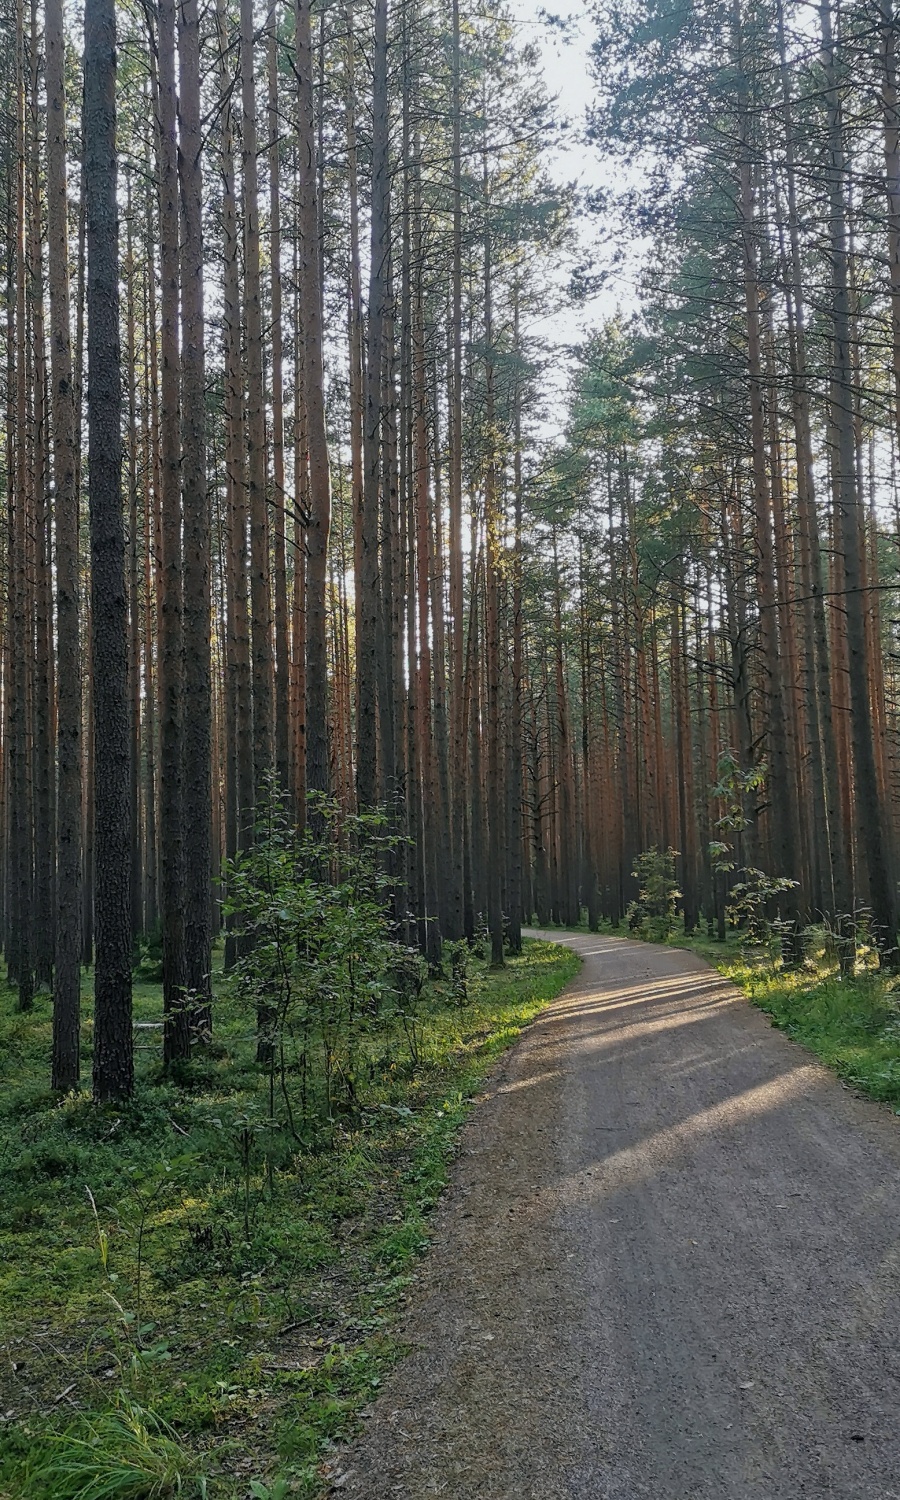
(224, 782, 405, 1139)
(627, 848, 681, 940)
(710, 751, 798, 951)
(445, 940, 470, 1006)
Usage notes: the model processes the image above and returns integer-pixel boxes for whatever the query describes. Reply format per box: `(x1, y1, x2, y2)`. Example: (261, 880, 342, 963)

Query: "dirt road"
(335, 931, 900, 1498)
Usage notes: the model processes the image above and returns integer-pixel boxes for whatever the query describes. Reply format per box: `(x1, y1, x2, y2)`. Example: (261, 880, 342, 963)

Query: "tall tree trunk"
(296, 0, 331, 798)
(358, 0, 389, 808)
(412, 137, 441, 967)
(880, 0, 900, 450)
(507, 304, 525, 953)
(291, 231, 308, 828)
(85, 0, 133, 1099)
(216, 0, 253, 975)
(28, 1, 54, 991)
(141, 262, 159, 937)
(125, 193, 144, 940)
(821, 0, 898, 959)
(346, 2, 364, 814)
(179, 0, 212, 1029)
(242, 0, 273, 800)
(268, 19, 291, 799)
(46, 0, 82, 1088)
(482, 157, 504, 966)
(10, 0, 33, 1011)
(157, 0, 189, 1061)
(775, 0, 846, 922)
(447, 0, 466, 940)
(734, 37, 801, 945)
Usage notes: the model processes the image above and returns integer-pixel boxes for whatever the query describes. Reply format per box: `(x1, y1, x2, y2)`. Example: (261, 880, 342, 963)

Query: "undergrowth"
(0, 938, 578, 1499)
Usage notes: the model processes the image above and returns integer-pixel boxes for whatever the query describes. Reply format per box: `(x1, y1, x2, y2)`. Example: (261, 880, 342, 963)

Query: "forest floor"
(0, 938, 578, 1499)
(338, 928, 900, 1499)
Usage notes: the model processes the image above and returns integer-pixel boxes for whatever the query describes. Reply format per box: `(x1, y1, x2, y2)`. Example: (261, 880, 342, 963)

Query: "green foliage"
(224, 783, 400, 1138)
(20, 1396, 200, 1499)
(445, 941, 470, 1007)
(710, 749, 768, 834)
(710, 752, 798, 945)
(667, 928, 900, 1109)
(627, 847, 681, 940)
(132, 932, 164, 985)
(0, 935, 578, 1497)
(723, 868, 801, 945)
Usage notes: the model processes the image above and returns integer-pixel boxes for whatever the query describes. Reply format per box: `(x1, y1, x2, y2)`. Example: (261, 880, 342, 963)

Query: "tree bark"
(85, 0, 133, 1099)
(295, 0, 330, 799)
(358, 0, 389, 809)
(821, 0, 898, 959)
(241, 0, 273, 800)
(157, 0, 189, 1061)
(46, 0, 82, 1088)
(179, 0, 212, 1030)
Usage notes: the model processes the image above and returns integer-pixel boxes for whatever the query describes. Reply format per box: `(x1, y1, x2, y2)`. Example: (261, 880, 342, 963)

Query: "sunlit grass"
(0, 938, 578, 1499)
(661, 926, 900, 1109)
(532, 916, 900, 1112)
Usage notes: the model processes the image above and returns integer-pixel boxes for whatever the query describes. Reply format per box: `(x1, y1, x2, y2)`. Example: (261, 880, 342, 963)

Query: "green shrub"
(627, 848, 680, 940)
(224, 781, 405, 1138)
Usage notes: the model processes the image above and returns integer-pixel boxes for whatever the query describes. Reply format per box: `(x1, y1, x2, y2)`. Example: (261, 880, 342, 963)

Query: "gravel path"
(334, 930, 900, 1499)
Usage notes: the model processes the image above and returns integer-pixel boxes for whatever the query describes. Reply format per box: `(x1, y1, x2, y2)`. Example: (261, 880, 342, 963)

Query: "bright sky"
(513, 0, 598, 167)
(508, 0, 643, 426)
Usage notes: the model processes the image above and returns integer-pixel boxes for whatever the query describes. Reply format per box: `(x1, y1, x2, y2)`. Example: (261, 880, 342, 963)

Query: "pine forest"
(1, 0, 899, 1494)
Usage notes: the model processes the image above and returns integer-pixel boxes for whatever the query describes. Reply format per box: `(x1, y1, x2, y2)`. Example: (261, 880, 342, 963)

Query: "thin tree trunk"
(157, 0, 189, 1061)
(125, 192, 143, 940)
(268, 19, 291, 798)
(179, 0, 212, 1030)
(447, 0, 466, 940)
(28, 3, 54, 991)
(85, 0, 133, 1099)
(242, 0, 273, 800)
(46, 0, 82, 1087)
(216, 0, 253, 975)
(358, 0, 389, 808)
(295, 0, 330, 798)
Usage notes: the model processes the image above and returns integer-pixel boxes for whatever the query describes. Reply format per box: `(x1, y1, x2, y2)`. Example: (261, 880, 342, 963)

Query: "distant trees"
(558, 0, 900, 957)
(0, 0, 569, 1095)
(7, 0, 900, 1105)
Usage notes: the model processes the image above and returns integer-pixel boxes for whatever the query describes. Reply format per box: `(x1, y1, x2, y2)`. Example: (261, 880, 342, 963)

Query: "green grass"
(536, 915, 900, 1113)
(0, 938, 578, 1499)
(665, 926, 900, 1108)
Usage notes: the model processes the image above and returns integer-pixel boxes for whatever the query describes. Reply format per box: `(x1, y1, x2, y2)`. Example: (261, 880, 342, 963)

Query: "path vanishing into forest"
(333, 931, 900, 1499)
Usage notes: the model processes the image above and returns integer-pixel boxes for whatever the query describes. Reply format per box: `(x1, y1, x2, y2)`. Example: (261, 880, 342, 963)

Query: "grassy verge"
(0, 938, 579, 1499)
(665, 927, 900, 1110)
(538, 917, 900, 1113)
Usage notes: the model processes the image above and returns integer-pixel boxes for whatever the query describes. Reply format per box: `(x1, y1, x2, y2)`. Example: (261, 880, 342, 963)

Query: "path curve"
(334, 930, 900, 1498)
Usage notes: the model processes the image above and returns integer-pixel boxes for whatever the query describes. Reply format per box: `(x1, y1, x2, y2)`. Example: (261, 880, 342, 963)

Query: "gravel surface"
(333, 930, 900, 1499)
